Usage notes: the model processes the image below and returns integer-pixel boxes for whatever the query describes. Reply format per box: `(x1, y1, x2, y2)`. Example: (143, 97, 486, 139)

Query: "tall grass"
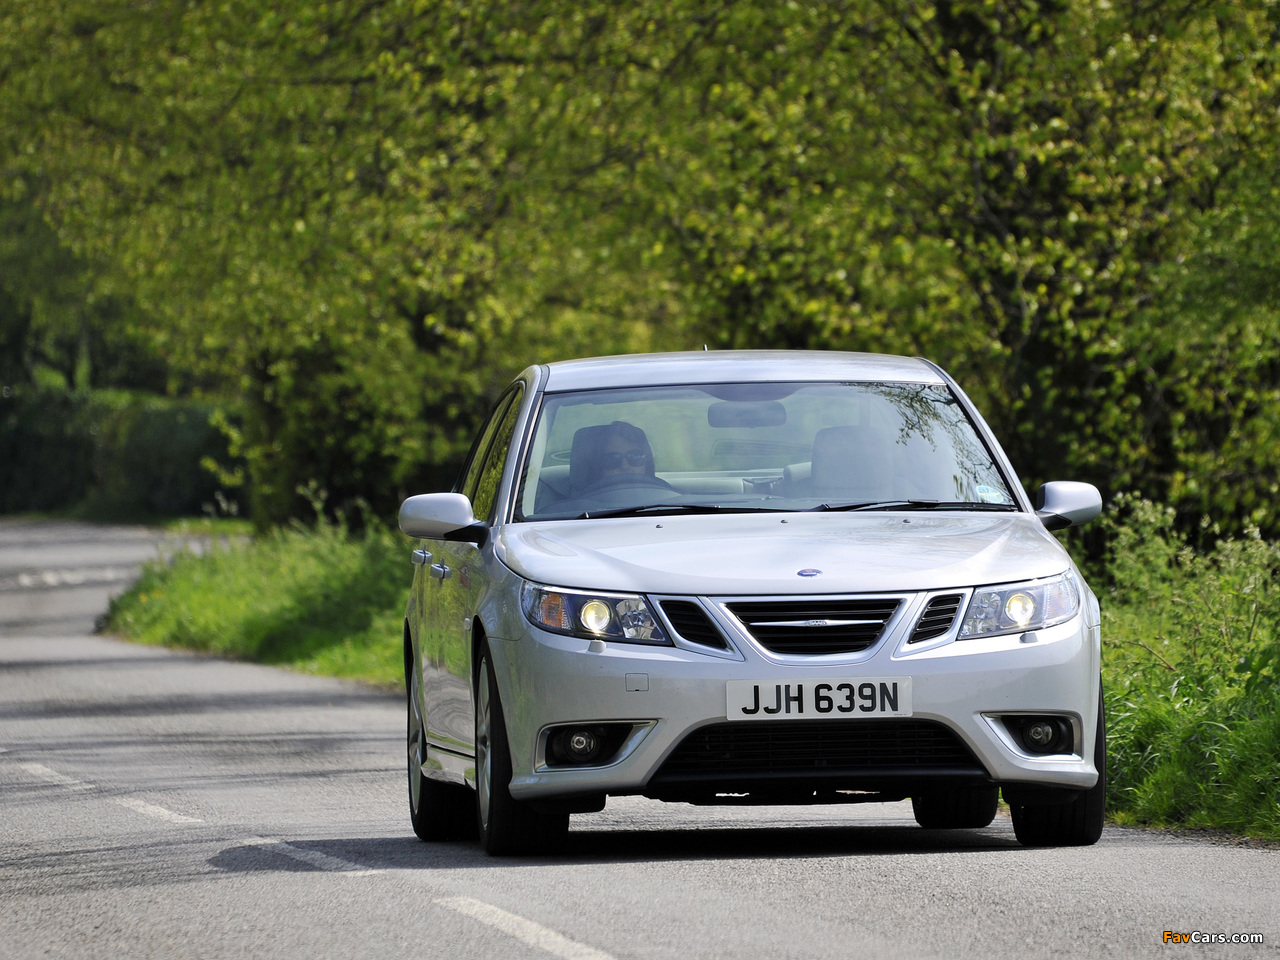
(106, 500, 1280, 839)
(105, 517, 407, 687)
(1095, 497, 1280, 840)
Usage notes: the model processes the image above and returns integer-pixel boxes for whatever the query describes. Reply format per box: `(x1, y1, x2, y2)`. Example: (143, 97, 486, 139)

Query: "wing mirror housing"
(1035, 481, 1102, 531)
(399, 493, 488, 545)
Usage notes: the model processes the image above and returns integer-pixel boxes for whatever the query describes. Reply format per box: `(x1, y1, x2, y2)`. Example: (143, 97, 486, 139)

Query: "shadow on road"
(210, 822, 1022, 876)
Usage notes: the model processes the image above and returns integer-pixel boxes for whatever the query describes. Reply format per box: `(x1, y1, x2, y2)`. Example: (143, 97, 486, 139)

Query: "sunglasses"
(601, 450, 648, 469)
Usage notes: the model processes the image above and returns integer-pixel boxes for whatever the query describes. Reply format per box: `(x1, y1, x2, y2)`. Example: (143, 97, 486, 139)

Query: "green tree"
(1, 0, 662, 524)
(5, 0, 1280, 535)
(0, 194, 166, 393)
(1128, 159, 1280, 534)
(552, 0, 1280, 496)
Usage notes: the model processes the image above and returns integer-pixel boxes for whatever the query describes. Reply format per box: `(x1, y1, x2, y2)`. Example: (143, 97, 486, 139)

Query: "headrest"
(810, 425, 892, 497)
(569, 424, 616, 497)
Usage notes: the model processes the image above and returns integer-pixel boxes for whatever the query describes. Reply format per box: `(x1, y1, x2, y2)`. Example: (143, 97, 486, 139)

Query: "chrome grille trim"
(721, 596, 902, 655)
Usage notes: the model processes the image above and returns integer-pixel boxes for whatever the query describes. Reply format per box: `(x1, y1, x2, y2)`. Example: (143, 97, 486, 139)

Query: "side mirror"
(1035, 481, 1102, 531)
(399, 493, 487, 544)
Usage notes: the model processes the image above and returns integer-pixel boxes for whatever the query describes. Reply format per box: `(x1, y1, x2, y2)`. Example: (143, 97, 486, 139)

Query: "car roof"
(538, 350, 945, 392)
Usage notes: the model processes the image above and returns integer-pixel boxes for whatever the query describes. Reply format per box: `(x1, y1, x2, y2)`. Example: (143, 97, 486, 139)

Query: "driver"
(598, 421, 655, 482)
(569, 420, 669, 495)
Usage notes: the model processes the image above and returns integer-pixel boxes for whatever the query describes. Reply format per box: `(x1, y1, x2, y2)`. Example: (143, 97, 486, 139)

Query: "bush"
(1098, 495, 1280, 840)
(0, 387, 244, 519)
(0, 388, 96, 511)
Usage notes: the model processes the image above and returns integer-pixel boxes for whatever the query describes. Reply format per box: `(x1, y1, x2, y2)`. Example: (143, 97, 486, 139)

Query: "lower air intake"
(649, 718, 986, 788)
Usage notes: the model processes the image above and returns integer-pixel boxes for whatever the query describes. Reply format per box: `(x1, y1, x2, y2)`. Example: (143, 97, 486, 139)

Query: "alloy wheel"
(475, 657, 493, 834)
(408, 662, 424, 814)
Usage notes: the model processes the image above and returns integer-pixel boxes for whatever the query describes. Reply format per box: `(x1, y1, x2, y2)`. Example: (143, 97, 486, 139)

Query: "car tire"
(475, 641, 569, 855)
(911, 785, 999, 829)
(407, 650, 475, 841)
(1009, 688, 1107, 847)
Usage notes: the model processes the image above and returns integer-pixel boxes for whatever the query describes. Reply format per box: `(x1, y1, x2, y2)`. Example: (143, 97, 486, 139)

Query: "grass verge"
(1094, 496, 1280, 841)
(105, 518, 405, 688)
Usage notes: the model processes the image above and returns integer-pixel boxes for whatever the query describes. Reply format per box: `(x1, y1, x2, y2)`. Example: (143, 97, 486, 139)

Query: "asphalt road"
(1, 519, 1276, 960)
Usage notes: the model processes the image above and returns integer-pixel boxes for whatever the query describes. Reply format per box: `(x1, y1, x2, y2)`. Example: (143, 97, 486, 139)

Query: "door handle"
(429, 563, 452, 581)
(411, 549, 432, 566)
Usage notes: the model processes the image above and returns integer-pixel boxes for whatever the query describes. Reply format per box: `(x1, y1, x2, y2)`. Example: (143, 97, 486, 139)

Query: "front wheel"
(1009, 689, 1107, 847)
(475, 642, 568, 855)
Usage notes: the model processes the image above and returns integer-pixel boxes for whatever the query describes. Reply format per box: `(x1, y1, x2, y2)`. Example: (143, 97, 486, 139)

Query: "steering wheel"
(585, 473, 677, 494)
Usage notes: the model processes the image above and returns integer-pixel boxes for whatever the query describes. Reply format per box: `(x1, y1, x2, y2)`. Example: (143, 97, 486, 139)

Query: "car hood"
(494, 512, 1072, 595)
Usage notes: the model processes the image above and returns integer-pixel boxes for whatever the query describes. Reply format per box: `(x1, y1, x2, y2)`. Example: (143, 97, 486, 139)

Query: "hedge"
(0, 387, 244, 519)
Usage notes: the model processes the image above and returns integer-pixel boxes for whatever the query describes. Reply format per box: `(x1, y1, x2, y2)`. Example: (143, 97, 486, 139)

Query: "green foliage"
(0, 389, 96, 512)
(105, 517, 406, 686)
(1099, 496, 1280, 840)
(0, 388, 243, 519)
(1, 0, 667, 527)
(0, 196, 168, 393)
(1128, 164, 1280, 533)
(3, 0, 1280, 537)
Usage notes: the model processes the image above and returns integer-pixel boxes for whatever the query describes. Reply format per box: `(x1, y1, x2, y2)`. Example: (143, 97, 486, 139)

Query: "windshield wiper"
(813, 499, 1018, 513)
(575, 502, 791, 520)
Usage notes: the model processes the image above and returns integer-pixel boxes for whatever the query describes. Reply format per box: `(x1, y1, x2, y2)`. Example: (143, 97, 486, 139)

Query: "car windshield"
(514, 381, 1017, 521)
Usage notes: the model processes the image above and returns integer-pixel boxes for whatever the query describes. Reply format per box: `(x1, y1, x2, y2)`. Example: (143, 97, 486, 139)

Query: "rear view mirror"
(707, 400, 787, 428)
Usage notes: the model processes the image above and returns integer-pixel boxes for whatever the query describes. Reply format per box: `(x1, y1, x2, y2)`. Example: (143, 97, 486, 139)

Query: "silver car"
(399, 351, 1105, 854)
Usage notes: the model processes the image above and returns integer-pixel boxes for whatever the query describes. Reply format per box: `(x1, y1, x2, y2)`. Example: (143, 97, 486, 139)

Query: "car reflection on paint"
(399, 351, 1105, 854)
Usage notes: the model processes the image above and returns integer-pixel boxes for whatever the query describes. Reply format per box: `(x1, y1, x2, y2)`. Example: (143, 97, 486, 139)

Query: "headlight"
(521, 583, 670, 645)
(959, 571, 1080, 639)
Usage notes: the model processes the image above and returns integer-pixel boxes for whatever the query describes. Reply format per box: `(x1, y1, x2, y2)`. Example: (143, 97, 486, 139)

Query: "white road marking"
(113, 796, 205, 824)
(4, 567, 135, 591)
(11, 757, 380, 876)
(16, 761, 201, 822)
(17, 762, 95, 791)
(243, 836, 380, 876)
(434, 896, 618, 960)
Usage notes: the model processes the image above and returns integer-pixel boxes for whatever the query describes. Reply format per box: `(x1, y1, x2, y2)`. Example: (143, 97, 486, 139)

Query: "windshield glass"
(514, 381, 1017, 520)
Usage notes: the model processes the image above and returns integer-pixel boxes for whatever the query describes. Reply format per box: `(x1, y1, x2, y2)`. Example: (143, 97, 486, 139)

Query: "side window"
(469, 386, 525, 522)
(458, 391, 517, 501)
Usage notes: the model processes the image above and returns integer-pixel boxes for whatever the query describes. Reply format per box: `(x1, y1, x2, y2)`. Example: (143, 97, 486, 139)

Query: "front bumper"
(488, 591, 1102, 803)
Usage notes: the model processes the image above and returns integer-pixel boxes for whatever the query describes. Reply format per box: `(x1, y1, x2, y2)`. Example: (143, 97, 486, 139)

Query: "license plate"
(726, 678, 912, 720)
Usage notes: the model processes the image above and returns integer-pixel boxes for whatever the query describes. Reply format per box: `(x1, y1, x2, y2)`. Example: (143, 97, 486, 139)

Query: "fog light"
(548, 726, 604, 765)
(545, 723, 633, 768)
(567, 730, 598, 759)
(1026, 721, 1057, 748)
(1007, 715, 1074, 755)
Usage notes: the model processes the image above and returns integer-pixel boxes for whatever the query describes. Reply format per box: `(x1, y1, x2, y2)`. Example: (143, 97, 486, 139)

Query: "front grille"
(725, 598, 900, 655)
(650, 719, 985, 786)
(660, 600, 730, 650)
(909, 594, 965, 643)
